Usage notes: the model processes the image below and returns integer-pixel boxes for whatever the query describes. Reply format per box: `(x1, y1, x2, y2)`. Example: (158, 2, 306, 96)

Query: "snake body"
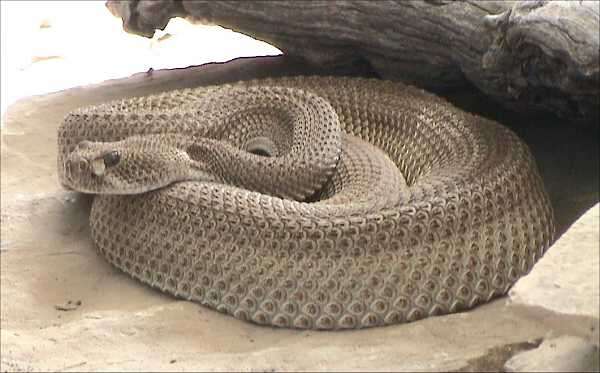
(58, 76, 555, 329)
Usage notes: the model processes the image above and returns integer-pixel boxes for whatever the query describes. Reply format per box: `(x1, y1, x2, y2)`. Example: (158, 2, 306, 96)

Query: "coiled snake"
(58, 76, 555, 329)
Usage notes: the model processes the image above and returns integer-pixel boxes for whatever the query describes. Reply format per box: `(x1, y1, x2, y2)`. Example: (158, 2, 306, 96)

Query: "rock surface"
(504, 336, 600, 372)
(1, 56, 598, 371)
(506, 203, 599, 372)
(510, 203, 599, 320)
(106, 0, 600, 123)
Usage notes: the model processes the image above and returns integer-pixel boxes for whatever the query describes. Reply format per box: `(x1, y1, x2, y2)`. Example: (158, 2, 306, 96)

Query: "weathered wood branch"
(106, 0, 599, 123)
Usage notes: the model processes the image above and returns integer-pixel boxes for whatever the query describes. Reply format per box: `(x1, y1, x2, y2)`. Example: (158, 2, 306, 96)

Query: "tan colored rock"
(504, 336, 600, 373)
(509, 204, 600, 320)
(1, 57, 598, 372)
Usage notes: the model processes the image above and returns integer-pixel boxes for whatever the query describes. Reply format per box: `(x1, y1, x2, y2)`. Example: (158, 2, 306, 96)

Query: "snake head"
(64, 135, 216, 194)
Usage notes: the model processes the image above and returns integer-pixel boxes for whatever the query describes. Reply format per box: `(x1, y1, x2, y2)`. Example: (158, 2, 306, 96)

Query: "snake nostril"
(78, 159, 88, 171)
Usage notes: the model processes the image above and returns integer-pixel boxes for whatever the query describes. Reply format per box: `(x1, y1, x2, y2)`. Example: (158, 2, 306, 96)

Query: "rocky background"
(2, 1, 599, 371)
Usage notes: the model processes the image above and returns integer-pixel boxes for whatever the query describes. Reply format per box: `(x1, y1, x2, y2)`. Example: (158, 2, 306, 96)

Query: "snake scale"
(58, 76, 555, 330)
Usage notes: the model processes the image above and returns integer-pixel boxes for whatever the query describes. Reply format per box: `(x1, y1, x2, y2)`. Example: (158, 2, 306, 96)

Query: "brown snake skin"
(57, 76, 555, 329)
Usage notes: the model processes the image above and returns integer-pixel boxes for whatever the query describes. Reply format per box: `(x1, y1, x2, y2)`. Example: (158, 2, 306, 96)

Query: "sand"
(2, 56, 598, 372)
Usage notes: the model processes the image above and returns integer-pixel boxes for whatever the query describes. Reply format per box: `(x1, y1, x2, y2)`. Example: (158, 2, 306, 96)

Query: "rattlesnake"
(58, 76, 555, 330)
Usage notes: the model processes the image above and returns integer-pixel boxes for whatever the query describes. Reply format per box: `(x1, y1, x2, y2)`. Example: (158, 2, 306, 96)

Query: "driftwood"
(106, 0, 599, 123)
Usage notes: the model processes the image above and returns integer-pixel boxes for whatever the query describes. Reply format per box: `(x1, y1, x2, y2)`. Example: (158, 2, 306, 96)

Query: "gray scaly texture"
(57, 76, 555, 330)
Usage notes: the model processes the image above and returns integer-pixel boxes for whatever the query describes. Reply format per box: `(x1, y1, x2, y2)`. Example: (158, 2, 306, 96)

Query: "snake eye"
(103, 151, 120, 167)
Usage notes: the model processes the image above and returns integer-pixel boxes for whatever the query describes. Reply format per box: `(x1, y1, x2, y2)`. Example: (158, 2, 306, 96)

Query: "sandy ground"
(1, 56, 598, 372)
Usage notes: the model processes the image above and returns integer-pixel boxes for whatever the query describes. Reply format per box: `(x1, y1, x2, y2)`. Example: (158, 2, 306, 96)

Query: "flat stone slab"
(1, 56, 598, 372)
(504, 335, 600, 372)
(509, 204, 600, 320)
